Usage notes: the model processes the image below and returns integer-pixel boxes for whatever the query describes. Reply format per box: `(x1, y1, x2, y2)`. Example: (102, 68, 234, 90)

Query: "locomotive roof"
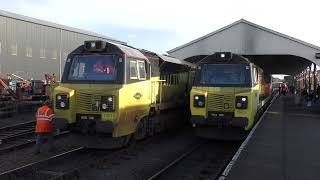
(138, 49, 192, 67)
(108, 42, 149, 61)
(193, 52, 251, 65)
(156, 54, 195, 68)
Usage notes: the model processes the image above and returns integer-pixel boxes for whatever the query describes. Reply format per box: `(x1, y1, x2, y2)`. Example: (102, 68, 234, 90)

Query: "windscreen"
(199, 64, 251, 86)
(68, 55, 116, 81)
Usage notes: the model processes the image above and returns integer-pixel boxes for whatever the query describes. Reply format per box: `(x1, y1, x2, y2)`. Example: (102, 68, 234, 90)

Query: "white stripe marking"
(218, 95, 278, 180)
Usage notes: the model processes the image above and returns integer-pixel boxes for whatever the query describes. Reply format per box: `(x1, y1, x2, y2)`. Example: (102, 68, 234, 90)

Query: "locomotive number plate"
(77, 114, 101, 120)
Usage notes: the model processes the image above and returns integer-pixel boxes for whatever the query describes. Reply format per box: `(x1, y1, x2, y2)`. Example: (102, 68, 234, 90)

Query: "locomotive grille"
(207, 93, 234, 112)
(76, 92, 101, 112)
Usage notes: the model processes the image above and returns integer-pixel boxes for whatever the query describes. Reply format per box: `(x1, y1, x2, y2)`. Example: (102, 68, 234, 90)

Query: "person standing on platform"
(34, 100, 55, 154)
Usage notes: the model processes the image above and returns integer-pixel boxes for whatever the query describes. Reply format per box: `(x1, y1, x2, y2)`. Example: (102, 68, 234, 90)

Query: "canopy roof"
(168, 19, 320, 75)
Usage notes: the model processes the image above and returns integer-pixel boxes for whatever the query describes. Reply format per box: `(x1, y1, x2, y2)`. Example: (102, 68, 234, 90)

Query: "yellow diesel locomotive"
(52, 40, 194, 147)
(189, 52, 271, 139)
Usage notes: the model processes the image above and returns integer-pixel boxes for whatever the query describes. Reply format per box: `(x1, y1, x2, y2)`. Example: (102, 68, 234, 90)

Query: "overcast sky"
(1, 0, 320, 55)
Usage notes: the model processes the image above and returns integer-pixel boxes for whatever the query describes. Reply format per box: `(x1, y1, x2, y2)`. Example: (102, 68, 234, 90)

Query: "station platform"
(226, 94, 320, 180)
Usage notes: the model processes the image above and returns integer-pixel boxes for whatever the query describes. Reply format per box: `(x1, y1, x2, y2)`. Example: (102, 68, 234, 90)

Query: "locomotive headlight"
(198, 101, 204, 107)
(56, 94, 69, 109)
(91, 42, 95, 48)
(101, 95, 115, 112)
(60, 101, 66, 108)
(236, 96, 248, 109)
(101, 103, 107, 110)
(194, 95, 205, 108)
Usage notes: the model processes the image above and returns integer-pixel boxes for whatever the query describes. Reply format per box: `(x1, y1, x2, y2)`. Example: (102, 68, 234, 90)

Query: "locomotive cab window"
(253, 67, 258, 84)
(198, 64, 251, 87)
(68, 55, 117, 81)
(137, 61, 146, 80)
(130, 60, 138, 79)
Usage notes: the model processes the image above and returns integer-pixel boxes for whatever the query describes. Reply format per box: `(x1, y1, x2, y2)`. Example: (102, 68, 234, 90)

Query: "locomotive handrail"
(150, 80, 166, 107)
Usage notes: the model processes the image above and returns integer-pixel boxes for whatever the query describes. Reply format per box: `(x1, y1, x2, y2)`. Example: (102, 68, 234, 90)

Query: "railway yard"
(1, 5, 320, 180)
(0, 107, 244, 180)
(4, 92, 319, 180)
(0, 91, 277, 180)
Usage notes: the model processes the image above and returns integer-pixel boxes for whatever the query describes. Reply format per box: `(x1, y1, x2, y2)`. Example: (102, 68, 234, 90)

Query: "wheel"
(134, 118, 147, 141)
(120, 134, 132, 147)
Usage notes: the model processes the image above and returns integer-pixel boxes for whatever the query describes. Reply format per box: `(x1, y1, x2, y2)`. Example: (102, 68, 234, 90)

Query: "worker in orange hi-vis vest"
(34, 100, 55, 154)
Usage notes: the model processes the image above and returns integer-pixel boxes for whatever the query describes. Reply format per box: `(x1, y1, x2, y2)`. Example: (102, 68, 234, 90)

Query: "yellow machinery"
(190, 52, 271, 139)
(52, 40, 194, 147)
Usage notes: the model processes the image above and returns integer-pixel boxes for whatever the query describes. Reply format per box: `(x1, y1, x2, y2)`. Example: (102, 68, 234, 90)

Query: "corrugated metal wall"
(0, 15, 112, 80)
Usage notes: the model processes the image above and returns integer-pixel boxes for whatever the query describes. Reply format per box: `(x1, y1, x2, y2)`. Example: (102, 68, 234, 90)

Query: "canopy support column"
(313, 63, 317, 91)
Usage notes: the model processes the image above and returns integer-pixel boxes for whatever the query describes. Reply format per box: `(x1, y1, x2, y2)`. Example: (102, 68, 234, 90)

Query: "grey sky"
(1, 0, 319, 54)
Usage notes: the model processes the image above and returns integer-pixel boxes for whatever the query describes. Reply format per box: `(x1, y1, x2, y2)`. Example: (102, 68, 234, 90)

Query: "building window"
(137, 61, 146, 80)
(130, 60, 138, 79)
(51, 50, 57, 60)
(25, 47, 32, 57)
(11, 43, 17, 56)
(40, 48, 46, 59)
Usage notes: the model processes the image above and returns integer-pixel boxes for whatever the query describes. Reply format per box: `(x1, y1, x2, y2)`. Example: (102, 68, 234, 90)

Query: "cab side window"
(137, 61, 146, 80)
(253, 67, 258, 84)
(130, 60, 138, 79)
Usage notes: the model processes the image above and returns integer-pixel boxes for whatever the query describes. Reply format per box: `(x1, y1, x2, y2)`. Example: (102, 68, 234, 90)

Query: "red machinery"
(0, 74, 49, 101)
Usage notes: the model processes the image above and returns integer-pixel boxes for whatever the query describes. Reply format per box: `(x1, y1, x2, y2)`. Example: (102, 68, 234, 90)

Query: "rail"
(0, 131, 70, 154)
(0, 101, 17, 117)
(0, 146, 85, 179)
(147, 142, 204, 180)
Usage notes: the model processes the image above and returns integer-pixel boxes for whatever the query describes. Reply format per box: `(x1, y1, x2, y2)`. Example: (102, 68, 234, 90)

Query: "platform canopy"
(168, 19, 320, 75)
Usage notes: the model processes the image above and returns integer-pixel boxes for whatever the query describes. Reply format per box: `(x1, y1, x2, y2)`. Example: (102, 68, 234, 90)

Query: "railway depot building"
(168, 19, 320, 83)
(0, 10, 124, 80)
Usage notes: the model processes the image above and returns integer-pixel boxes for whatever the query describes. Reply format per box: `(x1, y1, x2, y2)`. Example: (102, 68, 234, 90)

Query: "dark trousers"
(35, 132, 54, 152)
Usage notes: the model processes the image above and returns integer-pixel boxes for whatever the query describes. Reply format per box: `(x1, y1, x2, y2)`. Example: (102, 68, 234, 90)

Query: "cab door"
(117, 59, 151, 136)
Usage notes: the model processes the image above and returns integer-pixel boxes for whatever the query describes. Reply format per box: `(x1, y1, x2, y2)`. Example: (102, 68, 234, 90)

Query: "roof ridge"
(0, 9, 125, 44)
(167, 19, 320, 53)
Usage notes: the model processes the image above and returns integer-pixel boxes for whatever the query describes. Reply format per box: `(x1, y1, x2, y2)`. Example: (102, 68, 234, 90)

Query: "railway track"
(0, 121, 35, 141)
(0, 121, 69, 154)
(0, 121, 35, 151)
(0, 147, 86, 180)
(147, 95, 277, 180)
(0, 94, 275, 180)
(0, 128, 198, 180)
(147, 141, 240, 180)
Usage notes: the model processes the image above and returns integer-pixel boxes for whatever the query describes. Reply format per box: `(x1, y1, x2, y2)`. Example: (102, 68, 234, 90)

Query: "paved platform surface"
(227, 94, 320, 180)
